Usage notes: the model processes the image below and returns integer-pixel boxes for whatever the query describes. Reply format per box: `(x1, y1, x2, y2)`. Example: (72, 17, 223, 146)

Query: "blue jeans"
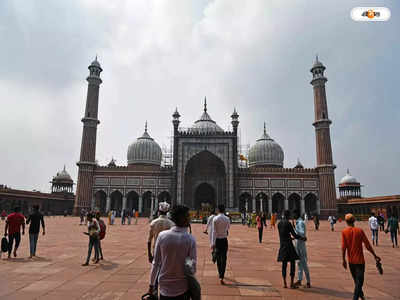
(29, 233, 39, 256)
(85, 236, 99, 263)
(371, 229, 378, 245)
(390, 231, 398, 246)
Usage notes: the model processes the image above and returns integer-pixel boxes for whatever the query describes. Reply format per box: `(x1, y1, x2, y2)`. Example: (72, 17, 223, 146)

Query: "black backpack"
(1, 236, 8, 252)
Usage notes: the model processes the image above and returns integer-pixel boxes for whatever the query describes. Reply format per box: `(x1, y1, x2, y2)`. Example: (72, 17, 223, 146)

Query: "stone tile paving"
(0, 217, 399, 299)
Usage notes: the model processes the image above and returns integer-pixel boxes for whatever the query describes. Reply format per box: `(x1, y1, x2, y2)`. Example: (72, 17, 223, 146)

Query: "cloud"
(0, 0, 398, 197)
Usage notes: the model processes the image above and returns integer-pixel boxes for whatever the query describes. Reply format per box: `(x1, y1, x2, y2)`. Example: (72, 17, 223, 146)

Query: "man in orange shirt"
(342, 213, 380, 300)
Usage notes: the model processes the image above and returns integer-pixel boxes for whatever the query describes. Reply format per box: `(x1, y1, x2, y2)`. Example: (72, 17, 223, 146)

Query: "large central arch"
(184, 150, 226, 210)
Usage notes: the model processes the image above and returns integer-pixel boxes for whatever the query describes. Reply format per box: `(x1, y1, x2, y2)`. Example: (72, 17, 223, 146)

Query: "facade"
(74, 57, 337, 218)
(337, 170, 400, 218)
(0, 167, 75, 215)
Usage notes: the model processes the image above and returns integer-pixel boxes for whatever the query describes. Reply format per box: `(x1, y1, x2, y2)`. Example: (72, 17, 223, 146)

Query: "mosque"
(73, 56, 337, 218)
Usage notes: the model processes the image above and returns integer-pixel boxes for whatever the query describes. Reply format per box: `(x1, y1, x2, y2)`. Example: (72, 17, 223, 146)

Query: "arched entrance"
(272, 193, 284, 215)
(126, 191, 139, 212)
(194, 183, 215, 210)
(142, 191, 153, 217)
(184, 151, 226, 209)
(239, 192, 252, 213)
(256, 192, 268, 213)
(288, 193, 301, 213)
(110, 190, 123, 213)
(94, 190, 107, 214)
(304, 193, 318, 215)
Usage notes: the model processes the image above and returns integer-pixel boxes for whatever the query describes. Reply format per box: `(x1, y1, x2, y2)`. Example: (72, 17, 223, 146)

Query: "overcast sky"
(0, 0, 398, 197)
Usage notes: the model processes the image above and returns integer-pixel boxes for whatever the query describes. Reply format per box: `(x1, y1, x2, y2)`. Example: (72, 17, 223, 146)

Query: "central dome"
(127, 123, 162, 166)
(339, 169, 359, 185)
(189, 99, 224, 133)
(248, 124, 284, 168)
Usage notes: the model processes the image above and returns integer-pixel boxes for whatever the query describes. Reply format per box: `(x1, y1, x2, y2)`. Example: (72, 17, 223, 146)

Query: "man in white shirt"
(148, 205, 196, 299)
(203, 209, 215, 246)
(148, 202, 175, 263)
(211, 204, 230, 285)
(368, 212, 379, 246)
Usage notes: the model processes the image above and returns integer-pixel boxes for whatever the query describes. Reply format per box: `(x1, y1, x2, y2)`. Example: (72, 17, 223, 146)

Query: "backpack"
(98, 219, 106, 240)
(1, 236, 8, 252)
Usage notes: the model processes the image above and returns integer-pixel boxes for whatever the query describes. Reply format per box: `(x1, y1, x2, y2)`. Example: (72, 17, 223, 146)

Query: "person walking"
(293, 210, 311, 288)
(4, 207, 25, 258)
(211, 204, 230, 285)
(204, 210, 216, 244)
(277, 210, 305, 289)
(271, 213, 276, 230)
(261, 212, 267, 227)
(26, 205, 45, 258)
(377, 213, 385, 232)
(127, 209, 132, 225)
(80, 208, 86, 225)
(148, 202, 175, 264)
(313, 214, 320, 231)
(342, 213, 381, 300)
(121, 209, 125, 225)
(111, 210, 116, 225)
(256, 213, 263, 243)
(107, 210, 112, 225)
(368, 212, 379, 246)
(386, 212, 399, 248)
(94, 211, 105, 261)
(82, 213, 100, 266)
(135, 209, 139, 225)
(148, 205, 196, 299)
(328, 215, 336, 231)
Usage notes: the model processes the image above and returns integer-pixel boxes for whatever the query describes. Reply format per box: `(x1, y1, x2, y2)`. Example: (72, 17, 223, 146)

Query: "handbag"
(1, 236, 8, 252)
(211, 249, 217, 264)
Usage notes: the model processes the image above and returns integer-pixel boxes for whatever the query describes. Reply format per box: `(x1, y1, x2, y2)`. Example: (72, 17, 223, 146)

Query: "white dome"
(340, 169, 359, 184)
(53, 166, 73, 182)
(189, 99, 224, 134)
(248, 124, 284, 167)
(127, 124, 162, 166)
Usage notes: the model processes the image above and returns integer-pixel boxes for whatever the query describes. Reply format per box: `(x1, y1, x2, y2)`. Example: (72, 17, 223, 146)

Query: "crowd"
(1, 203, 399, 300)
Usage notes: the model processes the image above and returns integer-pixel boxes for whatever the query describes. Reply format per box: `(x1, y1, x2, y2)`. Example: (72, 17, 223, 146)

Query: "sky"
(0, 0, 398, 197)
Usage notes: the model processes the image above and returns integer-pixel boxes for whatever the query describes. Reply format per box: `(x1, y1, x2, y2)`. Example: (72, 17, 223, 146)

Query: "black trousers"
(8, 232, 21, 255)
(282, 260, 296, 278)
(160, 291, 190, 300)
(216, 238, 228, 279)
(349, 264, 365, 300)
(258, 227, 263, 243)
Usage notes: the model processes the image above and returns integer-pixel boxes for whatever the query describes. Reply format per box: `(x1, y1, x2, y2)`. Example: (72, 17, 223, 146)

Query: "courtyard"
(0, 217, 399, 300)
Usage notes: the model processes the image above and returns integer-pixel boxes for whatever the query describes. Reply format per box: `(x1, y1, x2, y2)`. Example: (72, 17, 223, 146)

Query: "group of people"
(81, 211, 105, 266)
(2, 205, 45, 259)
(107, 209, 139, 225)
(369, 211, 399, 248)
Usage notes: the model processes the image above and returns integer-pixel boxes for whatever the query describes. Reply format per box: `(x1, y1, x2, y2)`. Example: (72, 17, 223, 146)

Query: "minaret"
(73, 57, 103, 214)
(171, 107, 181, 206)
(310, 56, 337, 217)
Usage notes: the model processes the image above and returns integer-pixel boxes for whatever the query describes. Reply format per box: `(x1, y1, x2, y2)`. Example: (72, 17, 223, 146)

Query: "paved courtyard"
(0, 217, 399, 300)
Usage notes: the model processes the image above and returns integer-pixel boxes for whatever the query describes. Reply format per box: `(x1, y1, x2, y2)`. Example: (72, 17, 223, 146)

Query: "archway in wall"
(239, 192, 252, 213)
(142, 191, 153, 216)
(110, 190, 123, 214)
(256, 192, 268, 213)
(94, 190, 107, 214)
(304, 193, 318, 215)
(126, 191, 139, 212)
(288, 193, 301, 213)
(184, 151, 226, 209)
(194, 183, 215, 210)
(272, 193, 285, 215)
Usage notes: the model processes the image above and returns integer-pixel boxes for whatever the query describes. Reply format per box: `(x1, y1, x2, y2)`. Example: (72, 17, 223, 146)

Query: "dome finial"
(263, 122, 266, 134)
(63, 164, 66, 171)
(347, 168, 350, 175)
(145, 121, 148, 132)
(204, 97, 207, 112)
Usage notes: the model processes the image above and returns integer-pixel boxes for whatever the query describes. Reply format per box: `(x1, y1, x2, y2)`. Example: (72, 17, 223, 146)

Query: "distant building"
(0, 166, 75, 215)
(74, 56, 337, 218)
(337, 170, 400, 218)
